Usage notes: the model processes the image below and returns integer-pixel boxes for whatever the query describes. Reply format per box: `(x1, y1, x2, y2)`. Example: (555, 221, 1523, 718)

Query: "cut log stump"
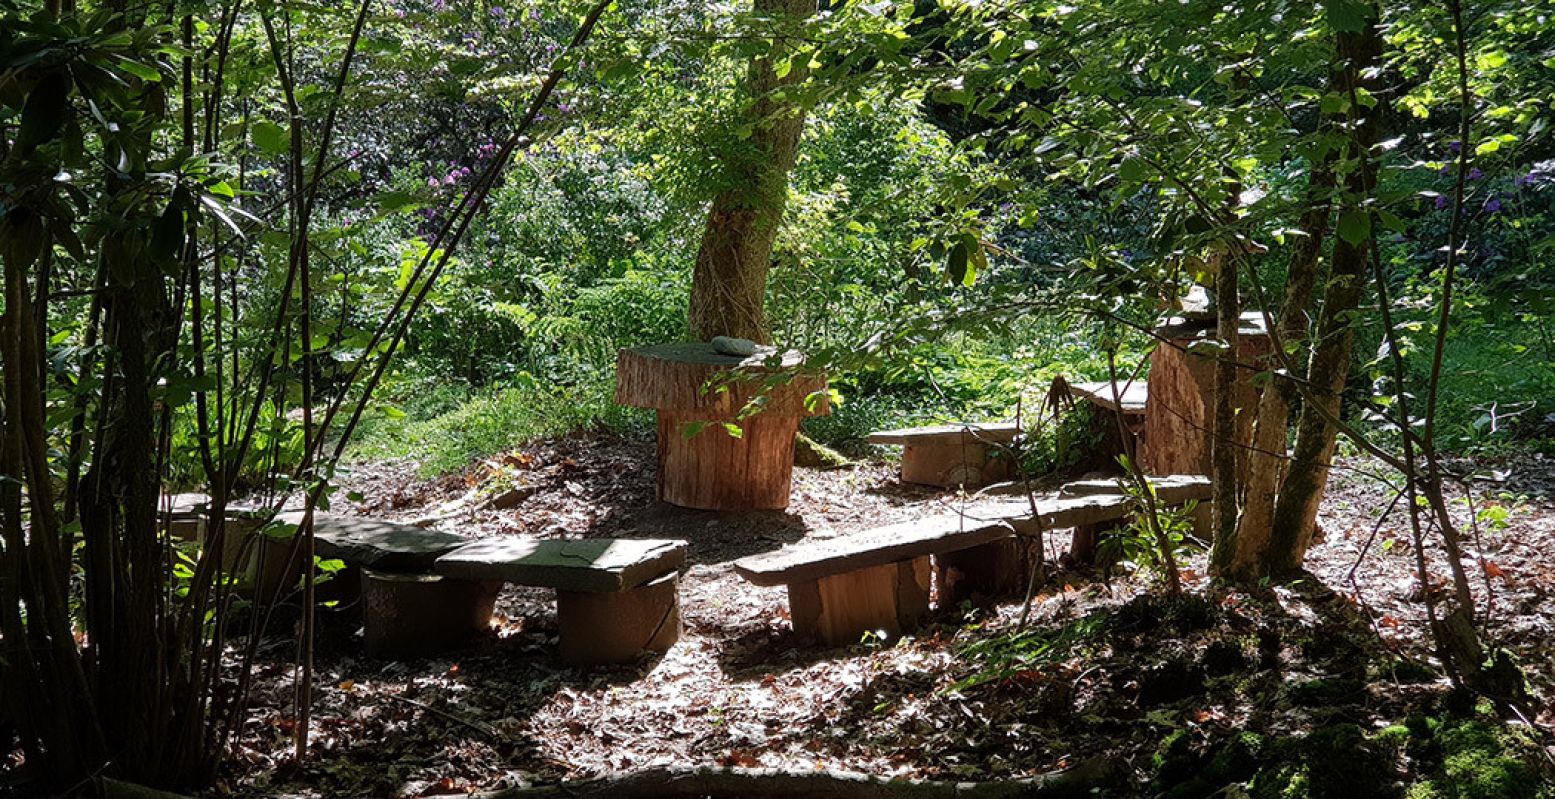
(362, 569, 500, 659)
(199, 514, 304, 603)
(657, 409, 800, 510)
(616, 343, 827, 511)
(1140, 313, 1273, 476)
(557, 572, 681, 666)
(788, 558, 930, 646)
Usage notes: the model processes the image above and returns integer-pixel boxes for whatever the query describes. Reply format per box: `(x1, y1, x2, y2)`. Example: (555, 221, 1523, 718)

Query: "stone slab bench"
(161, 492, 212, 541)
(1067, 380, 1148, 415)
(866, 422, 1021, 489)
(1057, 475, 1211, 563)
(732, 475, 1210, 645)
(434, 537, 688, 665)
(281, 511, 466, 573)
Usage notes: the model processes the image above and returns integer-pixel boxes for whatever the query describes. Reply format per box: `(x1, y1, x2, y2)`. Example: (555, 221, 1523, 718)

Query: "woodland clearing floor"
(222, 430, 1555, 798)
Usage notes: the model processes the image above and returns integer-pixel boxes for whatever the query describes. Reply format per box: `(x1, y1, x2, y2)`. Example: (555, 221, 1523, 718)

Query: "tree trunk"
(686, 0, 817, 344)
(1263, 3, 1384, 578)
(1214, 160, 1335, 581)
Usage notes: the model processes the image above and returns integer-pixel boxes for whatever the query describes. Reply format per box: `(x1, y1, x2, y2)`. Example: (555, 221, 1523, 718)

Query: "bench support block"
(902, 441, 1007, 489)
(936, 538, 1028, 605)
(1069, 520, 1121, 566)
(558, 573, 681, 665)
(362, 570, 500, 659)
(1069, 500, 1214, 565)
(787, 557, 930, 646)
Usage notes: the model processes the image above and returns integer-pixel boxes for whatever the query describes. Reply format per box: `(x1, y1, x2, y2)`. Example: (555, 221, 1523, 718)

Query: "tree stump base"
(657, 410, 801, 510)
(557, 572, 682, 665)
(787, 557, 930, 646)
(617, 343, 827, 511)
(1140, 313, 1272, 476)
(361, 569, 501, 659)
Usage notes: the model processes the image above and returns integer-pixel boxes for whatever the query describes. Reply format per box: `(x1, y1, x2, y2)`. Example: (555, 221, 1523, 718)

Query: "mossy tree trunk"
(1211, 1, 1384, 581)
(687, 0, 817, 344)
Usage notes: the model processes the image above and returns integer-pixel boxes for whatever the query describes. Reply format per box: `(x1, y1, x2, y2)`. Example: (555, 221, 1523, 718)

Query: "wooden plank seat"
(866, 422, 1021, 489)
(435, 537, 688, 665)
(733, 475, 1210, 646)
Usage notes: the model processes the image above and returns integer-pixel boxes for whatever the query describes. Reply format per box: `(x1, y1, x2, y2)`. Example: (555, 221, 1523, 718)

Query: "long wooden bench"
(867, 422, 1021, 488)
(732, 475, 1210, 645)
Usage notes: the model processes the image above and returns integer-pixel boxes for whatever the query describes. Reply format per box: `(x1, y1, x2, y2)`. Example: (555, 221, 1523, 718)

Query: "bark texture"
(687, 0, 817, 343)
(1215, 162, 1335, 580)
(1264, 5, 1384, 578)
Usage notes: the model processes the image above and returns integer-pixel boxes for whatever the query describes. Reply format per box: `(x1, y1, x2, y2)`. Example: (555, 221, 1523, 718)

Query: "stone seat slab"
(733, 492, 1169, 588)
(866, 422, 1021, 446)
(1059, 474, 1210, 503)
(434, 537, 687, 593)
(278, 511, 466, 573)
(1067, 380, 1148, 415)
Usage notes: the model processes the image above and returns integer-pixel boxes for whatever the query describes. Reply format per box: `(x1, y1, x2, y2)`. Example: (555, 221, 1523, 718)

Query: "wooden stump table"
(1139, 312, 1272, 476)
(616, 343, 827, 511)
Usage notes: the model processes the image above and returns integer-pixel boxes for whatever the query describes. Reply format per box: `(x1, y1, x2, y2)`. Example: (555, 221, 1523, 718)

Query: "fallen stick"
(384, 693, 503, 741)
(473, 758, 1125, 799)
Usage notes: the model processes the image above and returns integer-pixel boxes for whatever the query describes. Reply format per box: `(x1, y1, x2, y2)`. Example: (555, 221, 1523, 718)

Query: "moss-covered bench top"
(278, 511, 466, 573)
(434, 537, 687, 593)
(865, 422, 1021, 446)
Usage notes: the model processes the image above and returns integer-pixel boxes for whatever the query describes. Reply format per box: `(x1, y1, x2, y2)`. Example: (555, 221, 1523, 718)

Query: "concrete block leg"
(787, 557, 931, 646)
(557, 572, 681, 666)
(362, 569, 500, 659)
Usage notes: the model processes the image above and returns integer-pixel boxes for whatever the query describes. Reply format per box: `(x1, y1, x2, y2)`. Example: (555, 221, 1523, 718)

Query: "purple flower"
(557, 102, 573, 114)
(1435, 196, 1448, 210)
(1485, 197, 1502, 214)
(431, 0, 446, 9)
(491, 6, 505, 16)
(529, 8, 541, 20)
(1449, 140, 1462, 154)
(1468, 167, 1483, 180)
(443, 174, 457, 185)
(426, 177, 438, 188)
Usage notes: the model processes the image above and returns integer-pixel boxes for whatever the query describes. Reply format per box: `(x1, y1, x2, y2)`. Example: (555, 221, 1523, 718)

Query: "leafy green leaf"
(947, 240, 969, 286)
(1337, 209, 1372, 245)
(251, 119, 289, 155)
